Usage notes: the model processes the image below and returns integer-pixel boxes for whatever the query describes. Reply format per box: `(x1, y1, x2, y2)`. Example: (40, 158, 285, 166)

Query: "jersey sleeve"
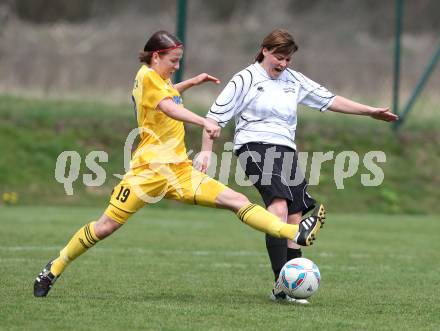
(207, 70, 250, 127)
(141, 72, 174, 110)
(296, 72, 336, 111)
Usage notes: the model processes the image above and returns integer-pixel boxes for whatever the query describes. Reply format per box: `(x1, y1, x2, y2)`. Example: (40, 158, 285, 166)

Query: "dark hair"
(138, 30, 183, 64)
(255, 29, 298, 63)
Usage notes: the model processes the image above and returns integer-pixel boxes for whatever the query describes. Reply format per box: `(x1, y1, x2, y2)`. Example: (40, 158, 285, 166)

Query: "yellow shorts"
(105, 162, 227, 224)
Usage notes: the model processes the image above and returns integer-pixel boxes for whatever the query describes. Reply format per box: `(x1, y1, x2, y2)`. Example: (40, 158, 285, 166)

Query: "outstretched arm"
(174, 73, 220, 93)
(329, 95, 398, 122)
(158, 98, 220, 138)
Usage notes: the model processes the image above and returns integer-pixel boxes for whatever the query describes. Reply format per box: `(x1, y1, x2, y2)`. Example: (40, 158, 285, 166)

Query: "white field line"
(0, 246, 413, 262)
(0, 245, 265, 257)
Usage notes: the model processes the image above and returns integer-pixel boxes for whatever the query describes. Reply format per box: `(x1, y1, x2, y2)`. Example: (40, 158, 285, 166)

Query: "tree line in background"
(3, 0, 440, 37)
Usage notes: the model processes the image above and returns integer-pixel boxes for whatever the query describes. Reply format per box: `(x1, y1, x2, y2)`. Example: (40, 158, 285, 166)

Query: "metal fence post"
(175, 0, 187, 84)
(392, 0, 403, 119)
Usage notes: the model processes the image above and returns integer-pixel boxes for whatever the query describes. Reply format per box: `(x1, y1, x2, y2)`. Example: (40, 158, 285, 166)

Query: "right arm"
(194, 69, 252, 172)
(158, 98, 220, 139)
(194, 71, 248, 173)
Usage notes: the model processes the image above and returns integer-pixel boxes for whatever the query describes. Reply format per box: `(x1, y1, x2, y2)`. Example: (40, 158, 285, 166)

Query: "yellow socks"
(236, 204, 299, 239)
(49, 205, 297, 276)
(50, 222, 100, 276)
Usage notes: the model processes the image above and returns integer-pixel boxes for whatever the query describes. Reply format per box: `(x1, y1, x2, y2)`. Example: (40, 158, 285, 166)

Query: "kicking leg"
(214, 188, 322, 245)
(33, 213, 123, 297)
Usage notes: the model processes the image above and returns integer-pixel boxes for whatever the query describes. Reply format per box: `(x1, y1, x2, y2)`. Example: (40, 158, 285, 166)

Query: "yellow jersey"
(130, 65, 190, 166)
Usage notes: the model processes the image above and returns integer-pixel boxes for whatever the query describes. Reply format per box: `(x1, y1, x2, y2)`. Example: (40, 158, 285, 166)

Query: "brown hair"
(255, 29, 298, 63)
(138, 30, 183, 65)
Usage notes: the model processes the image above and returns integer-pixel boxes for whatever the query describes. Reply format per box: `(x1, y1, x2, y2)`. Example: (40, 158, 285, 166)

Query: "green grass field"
(0, 206, 439, 330)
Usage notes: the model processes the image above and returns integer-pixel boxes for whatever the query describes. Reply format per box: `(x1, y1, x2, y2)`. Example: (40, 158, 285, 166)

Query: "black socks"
(266, 234, 303, 281)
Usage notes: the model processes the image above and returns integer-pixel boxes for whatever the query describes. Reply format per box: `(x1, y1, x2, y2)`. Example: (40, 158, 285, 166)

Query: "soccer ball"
(279, 258, 321, 299)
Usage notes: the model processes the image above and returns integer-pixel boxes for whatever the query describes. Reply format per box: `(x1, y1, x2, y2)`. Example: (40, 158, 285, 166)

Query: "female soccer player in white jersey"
(33, 30, 325, 297)
(195, 29, 398, 304)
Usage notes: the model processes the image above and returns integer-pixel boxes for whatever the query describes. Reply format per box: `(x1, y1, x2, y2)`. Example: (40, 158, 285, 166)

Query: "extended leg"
(33, 213, 123, 297)
(214, 188, 322, 245)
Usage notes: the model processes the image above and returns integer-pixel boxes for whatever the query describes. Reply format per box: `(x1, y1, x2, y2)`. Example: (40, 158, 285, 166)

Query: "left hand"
(192, 73, 220, 86)
(193, 151, 212, 174)
(369, 107, 399, 122)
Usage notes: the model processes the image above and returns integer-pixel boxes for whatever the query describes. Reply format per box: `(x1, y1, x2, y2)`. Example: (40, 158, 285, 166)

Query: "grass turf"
(0, 206, 439, 330)
(1, 94, 440, 213)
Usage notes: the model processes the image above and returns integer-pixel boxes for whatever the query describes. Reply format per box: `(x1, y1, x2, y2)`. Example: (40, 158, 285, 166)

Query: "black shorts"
(237, 143, 315, 215)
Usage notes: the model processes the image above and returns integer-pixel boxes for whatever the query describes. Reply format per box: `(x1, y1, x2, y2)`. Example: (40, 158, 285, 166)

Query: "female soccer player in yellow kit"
(33, 30, 325, 297)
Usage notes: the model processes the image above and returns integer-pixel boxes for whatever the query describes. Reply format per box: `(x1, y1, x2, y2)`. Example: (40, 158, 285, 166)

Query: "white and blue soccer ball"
(279, 258, 321, 299)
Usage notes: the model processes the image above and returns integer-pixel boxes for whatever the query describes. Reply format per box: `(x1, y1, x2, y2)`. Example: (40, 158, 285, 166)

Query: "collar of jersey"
(144, 65, 172, 84)
(254, 61, 282, 80)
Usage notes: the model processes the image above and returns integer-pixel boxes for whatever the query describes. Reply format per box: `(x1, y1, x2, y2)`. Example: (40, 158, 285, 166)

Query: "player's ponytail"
(139, 30, 183, 64)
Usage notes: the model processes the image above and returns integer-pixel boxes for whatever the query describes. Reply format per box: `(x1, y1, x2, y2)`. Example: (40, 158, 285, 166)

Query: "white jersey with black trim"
(207, 62, 335, 152)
